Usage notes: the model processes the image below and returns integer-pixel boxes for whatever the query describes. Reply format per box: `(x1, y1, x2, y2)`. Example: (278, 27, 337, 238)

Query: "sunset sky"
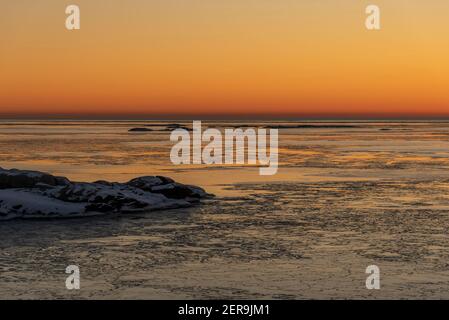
(1, 0, 448, 118)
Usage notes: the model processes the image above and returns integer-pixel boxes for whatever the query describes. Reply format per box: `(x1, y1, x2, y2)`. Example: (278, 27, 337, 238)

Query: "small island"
(0, 167, 213, 220)
(128, 127, 153, 132)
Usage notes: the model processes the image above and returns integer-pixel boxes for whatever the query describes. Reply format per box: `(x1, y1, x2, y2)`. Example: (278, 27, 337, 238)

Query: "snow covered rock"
(0, 189, 86, 220)
(0, 168, 213, 220)
(127, 176, 210, 200)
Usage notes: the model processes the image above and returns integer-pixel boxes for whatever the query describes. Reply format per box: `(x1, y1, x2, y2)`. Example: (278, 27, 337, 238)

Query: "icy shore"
(0, 167, 212, 220)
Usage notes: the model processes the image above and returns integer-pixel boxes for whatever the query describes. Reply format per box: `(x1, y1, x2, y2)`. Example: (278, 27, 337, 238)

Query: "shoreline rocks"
(0, 167, 213, 221)
(129, 124, 193, 132)
(128, 127, 153, 132)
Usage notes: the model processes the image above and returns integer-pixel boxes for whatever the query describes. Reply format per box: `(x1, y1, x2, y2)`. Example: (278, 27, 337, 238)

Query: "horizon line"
(3, 112, 449, 121)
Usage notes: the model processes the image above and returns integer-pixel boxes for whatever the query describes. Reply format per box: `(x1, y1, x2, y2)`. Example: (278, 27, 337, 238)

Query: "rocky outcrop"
(127, 176, 208, 200)
(0, 168, 69, 189)
(128, 127, 153, 132)
(0, 167, 213, 220)
(133, 124, 193, 132)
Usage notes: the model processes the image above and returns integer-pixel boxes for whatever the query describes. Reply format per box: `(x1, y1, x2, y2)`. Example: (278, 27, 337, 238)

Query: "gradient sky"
(1, 0, 448, 118)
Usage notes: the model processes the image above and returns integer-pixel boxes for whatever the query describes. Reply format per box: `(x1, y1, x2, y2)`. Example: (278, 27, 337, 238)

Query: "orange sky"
(1, 0, 448, 118)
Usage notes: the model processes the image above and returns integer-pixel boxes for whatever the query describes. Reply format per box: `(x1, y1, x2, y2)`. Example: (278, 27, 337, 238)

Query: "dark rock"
(127, 176, 175, 191)
(151, 183, 209, 200)
(0, 167, 69, 189)
(143, 123, 193, 132)
(127, 176, 212, 200)
(128, 127, 153, 132)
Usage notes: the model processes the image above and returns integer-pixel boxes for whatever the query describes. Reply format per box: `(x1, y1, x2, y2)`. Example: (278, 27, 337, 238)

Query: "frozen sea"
(1, 120, 449, 299)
